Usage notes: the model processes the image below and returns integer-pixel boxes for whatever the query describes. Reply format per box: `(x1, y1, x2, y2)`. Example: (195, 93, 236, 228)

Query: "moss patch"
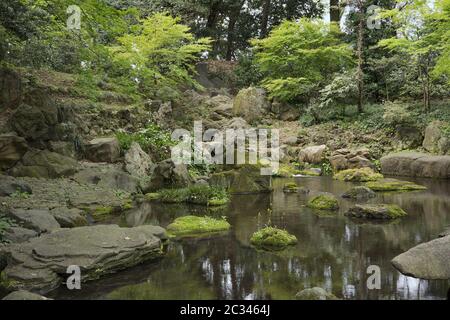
(366, 179, 427, 192)
(334, 168, 383, 182)
(345, 204, 407, 220)
(91, 206, 114, 220)
(167, 216, 231, 237)
(307, 194, 339, 211)
(275, 164, 303, 177)
(145, 193, 161, 201)
(283, 182, 299, 193)
(250, 227, 297, 251)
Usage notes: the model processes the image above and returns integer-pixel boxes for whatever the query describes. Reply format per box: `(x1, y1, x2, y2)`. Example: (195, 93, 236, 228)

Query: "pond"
(48, 176, 450, 300)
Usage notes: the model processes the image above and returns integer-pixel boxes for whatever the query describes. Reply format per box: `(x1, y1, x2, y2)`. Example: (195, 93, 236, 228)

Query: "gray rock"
(210, 165, 272, 194)
(233, 87, 270, 123)
(342, 186, 376, 200)
(345, 204, 407, 220)
(85, 137, 120, 163)
(299, 145, 328, 164)
(10, 150, 79, 179)
(0, 225, 166, 293)
(2, 290, 52, 300)
(423, 121, 449, 155)
(381, 152, 450, 179)
(0, 134, 28, 170)
(392, 235, 450, 280)
(148, 159, 192, 191)
(49, 141, 76, 158)
(49, 207, 88, 228)
(329, 148, 373, 171)
(124, 142, 153, 177)
(7, 208, 60, 233)
(2, 227, 38, 243)
(73, 167, 141, 194)
(225, 117, 250, 130)
(295, 287, 338, 300)
(0, 175, 32, 196)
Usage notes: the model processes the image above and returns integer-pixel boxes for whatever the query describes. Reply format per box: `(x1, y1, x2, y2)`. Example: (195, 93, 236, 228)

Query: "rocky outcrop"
(0, 134, 28, 170)
(0, 175, 32, 197)
(233, 87, 270, 123)
(0, 67, 22, 110)
(380, 152, 450, 179)
(2, 290, 52, 300)
(423, 121, 449, 155)
(0, 225, 166, 293)
(210, 165, 272, 194)
(329, 148, 373, 171)
(6, 208, 60, 233)
(299, 145, 327, 164)
(2, 227, 38, 244)
(85, 137, 120, 163)
(391, 235, 450, 280)
(10, 150, 79, 179)
(147, 159, 192, 191)
(124, 142, 153, 177)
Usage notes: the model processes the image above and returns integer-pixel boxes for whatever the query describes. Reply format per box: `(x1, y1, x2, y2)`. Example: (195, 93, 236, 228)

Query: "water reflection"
(50, 177, 450, 300)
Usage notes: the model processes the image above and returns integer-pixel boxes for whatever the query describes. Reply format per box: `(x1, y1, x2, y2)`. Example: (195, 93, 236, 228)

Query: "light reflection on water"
(49, 177, 450, 300)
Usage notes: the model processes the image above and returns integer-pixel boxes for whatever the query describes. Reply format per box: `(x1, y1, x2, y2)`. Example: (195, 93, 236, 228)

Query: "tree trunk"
(330, 0, 340, 22)
(225, 2, 244, 61)
(260, 0, 271, 38)
(356, 0, 364, 113)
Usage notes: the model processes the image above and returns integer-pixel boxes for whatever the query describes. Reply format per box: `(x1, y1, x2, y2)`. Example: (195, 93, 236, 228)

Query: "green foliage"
(116, 123, 174, 161)
(167, 215, 230, 237)
(251, 19, 353, 103)
(234, 51, 263, 89)
(250, 227, 297, 251)
(382, 101, 415, 127)
(0, 215, 16, 243)
(110, 13, 211, 99)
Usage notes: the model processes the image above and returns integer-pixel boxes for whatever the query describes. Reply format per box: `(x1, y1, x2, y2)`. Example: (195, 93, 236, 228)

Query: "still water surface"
(50, 177, 450, 300)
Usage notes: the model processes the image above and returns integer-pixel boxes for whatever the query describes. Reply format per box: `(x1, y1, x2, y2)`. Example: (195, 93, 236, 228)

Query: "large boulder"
(74, 167, 141, 194)
(0, 134, 28, 170)
(0, 67, 22, 110)
(49, 207, 88, 228)
(345, 204, 407, 220)
(209, 165, 272, 194)
(0, 225, 166, 293)
(10, 150, 79, 179)
(299, 145, 327, 164)
(329, 148, 373, 171)
(6, 208, 60, 234)
(341, 186, 376, 200)
(381, 152, 450, 179)
(0, 175, 32, 197)
(147, 159, 192, 191)
(233, 87, 270, 123)
(85, 137, 120, 163)
(423, 121, 450, 155)
(391, 235, 450, 280)
(124, 142, 153, 177)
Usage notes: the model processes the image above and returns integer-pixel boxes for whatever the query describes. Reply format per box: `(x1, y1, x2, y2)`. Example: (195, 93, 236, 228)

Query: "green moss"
(307, 194, 339, 211)
(155, 185, 229, 206)
(250, 227, 297, 251)
(0, 271, 19, 290)
(274, 164, 303, 177)
(297, 169, 321, 177)
(334, 168, 383, 182)
(283, 182, 299, 193)
(366, 179, 427, 192)
(145, 193, 161, 201)
(346, 204, 407, 220)
(122, 201, 134, 210)
(91, 206, 114, 220)
(167, 216, 231, 237)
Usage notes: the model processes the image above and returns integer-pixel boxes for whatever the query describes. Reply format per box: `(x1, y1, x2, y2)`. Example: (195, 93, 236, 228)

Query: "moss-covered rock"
(250, 227, 297, 251)
(345, 204, 407, 220)
(150, 185, 229, 206)
(274, 164, 303, 177)
(365, 179, 427, 192)
(283, 182, 299, 193)
(307, 193, 339, 211)
(167, 216, 231, 237)
(210, 165, 272, 194)
(334, 167, 383, 182)
(341, 186, 376, 199)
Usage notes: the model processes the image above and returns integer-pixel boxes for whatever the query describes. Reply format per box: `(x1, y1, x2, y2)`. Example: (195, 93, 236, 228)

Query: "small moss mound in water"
(167, 216, 231, 237)
(307, 194, 339, 210)
(334, 168, 383, 182)
(345, 204, 407, 220)
(250, 227, 297, 251)
(283, 182, 299, 193)
(365, 179, 427, 192)
(147, 185, 229, 206)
